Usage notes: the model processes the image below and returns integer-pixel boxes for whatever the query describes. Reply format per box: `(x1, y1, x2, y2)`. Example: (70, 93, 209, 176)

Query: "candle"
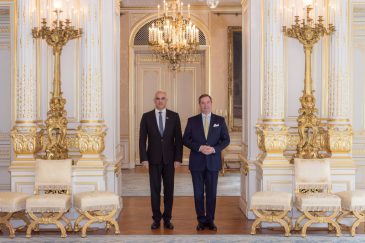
(303, 0, 313, 7)
(158, 4, 160, 18)
(188, 4, 190, 18)
(54, 0, 62, 10)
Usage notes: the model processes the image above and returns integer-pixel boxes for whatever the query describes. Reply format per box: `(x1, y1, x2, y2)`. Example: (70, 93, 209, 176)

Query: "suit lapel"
(150, 110, 161, 136)
(164, 110, 171, 137)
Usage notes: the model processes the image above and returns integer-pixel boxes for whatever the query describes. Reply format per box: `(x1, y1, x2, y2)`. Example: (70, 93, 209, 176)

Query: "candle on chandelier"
(158, 4, 160, 18)
(188, 4, 191, 19)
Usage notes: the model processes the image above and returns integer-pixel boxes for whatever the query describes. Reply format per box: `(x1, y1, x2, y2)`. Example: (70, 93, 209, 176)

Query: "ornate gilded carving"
(32, 12, 82, 160)
(256, 124, 288, 156)
(10, 126, 43, 155)
(328, 125, 352, 155)
(251, 209, 291, 237)
(283, 6, 335, 159)
(77, 125, 106, 155)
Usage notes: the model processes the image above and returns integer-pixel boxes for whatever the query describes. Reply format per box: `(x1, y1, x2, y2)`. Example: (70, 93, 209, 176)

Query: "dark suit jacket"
(183, 113, 230, 171)
(139, 109, 183, 164)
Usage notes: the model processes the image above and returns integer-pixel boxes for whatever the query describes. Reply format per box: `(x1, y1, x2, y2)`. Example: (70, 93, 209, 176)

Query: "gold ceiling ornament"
(148, 0, 200, 70)
(283, 4, 335, 160)
(32, 9, 82, 160)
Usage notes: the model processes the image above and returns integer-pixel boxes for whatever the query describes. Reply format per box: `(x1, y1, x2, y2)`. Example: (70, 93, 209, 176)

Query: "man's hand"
(141, 161, 149, 169)
(199, 146, 215, 155)
(174, 161, 181, 168)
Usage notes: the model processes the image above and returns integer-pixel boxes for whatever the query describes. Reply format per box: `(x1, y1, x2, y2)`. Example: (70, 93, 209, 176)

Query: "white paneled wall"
(0, 4, 13, 191)
(351, 1, 365, 189)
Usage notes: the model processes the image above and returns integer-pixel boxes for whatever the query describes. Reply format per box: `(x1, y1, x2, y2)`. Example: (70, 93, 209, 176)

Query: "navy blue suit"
(183, 113, 230, 224)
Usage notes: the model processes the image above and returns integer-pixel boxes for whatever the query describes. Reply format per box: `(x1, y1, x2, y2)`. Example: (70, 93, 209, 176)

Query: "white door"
(134, 51, 206, 165)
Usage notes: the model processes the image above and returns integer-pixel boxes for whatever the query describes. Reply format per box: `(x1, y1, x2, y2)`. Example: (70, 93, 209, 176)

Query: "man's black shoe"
(164, 221, 174, 229)
(151, 221, 160, 230)
(196, 223, 205, 231)
(207, 222, 217, 231)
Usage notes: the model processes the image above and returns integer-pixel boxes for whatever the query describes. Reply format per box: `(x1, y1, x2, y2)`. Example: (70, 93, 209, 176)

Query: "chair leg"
(300, 211, 341, 237)
(251, 209, 291, 236)
(61, 215, 73, 231)
(77, 208, 119, 238)
(351, 211, 365, 237)
(26, 211, 68, 238)
(74, 213, 85, 232)
(294, 213, 306, 231)
(0, 212, 15, 238)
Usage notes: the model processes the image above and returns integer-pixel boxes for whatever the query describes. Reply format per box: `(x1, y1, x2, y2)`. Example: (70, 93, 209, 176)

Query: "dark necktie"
(158, 111, 164, 137)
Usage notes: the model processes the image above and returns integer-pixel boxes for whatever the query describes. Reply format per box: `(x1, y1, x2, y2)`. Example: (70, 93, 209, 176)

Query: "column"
(327, 0, 352, 158)
(10, 0, 43, 163)
(256, 0, 288, 164)
(77, 0, 106, 166)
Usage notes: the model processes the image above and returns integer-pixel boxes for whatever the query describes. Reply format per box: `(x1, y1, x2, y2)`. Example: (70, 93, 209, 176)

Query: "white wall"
(0, 3, 14, 192)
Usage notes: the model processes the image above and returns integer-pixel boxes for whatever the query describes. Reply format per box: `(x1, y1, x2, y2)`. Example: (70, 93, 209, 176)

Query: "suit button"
(161, 139, 164, 142)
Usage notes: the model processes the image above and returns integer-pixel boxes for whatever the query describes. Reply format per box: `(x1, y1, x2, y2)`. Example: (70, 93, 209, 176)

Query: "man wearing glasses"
(139, 90, 183, 230)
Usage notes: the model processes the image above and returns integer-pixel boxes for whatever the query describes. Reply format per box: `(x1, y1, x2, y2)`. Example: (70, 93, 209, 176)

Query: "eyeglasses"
(155, 97, 166, 101)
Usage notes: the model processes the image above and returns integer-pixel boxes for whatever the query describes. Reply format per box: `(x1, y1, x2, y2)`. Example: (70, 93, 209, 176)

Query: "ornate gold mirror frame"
(227, 26, 242, 132)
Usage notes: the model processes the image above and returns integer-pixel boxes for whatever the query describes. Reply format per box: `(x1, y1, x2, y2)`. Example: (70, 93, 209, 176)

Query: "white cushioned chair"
(336, 190, 365, 236)
(73, 191, 120, 237)
(25, 159, 73, 238)
(294, 159, 342, 237)
(0, 192, 30, 238)
(250, 191, 293, 236)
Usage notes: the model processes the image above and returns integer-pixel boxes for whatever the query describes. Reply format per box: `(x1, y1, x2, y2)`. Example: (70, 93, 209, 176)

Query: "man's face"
(154, 92, 167, 110)
(199, 96, 212, 115)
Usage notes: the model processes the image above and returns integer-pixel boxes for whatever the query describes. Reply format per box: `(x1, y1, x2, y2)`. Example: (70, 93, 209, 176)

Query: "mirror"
(227, 26, 242, 132)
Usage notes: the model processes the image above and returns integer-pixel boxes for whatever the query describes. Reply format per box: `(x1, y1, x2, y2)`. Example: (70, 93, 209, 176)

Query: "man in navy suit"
(183, 94, 230, 231)
(139, 91, 183, 230)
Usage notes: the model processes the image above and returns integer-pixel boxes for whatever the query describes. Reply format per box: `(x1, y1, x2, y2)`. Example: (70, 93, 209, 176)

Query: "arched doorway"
(127, 15, 211, 168)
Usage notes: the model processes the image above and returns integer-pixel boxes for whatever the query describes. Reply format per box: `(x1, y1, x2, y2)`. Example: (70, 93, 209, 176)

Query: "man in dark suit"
(139, 90, 183, 230)
(183, 94, 230, 231)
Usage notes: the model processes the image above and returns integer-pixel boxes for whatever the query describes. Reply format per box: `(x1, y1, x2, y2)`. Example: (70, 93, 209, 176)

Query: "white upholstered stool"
(336, 190, 365, 236)
(0, 192, 30, 238)
(250, 191, 292, 236)
(73, 191, 121, 238)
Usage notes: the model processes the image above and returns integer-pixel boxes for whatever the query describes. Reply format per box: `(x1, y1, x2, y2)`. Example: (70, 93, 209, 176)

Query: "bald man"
(139, 91, 183, 230)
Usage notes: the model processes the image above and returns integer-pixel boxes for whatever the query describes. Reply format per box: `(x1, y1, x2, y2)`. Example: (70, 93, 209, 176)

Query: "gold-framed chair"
(336, 190, 365, 236)
(294, 158, 342, 237)
(73, 191, 120, 238)
(220, 145, 241, 175)
(25, 159, 73, 238)
(0, 192, 30, 238)
(250, 191, 293, 236)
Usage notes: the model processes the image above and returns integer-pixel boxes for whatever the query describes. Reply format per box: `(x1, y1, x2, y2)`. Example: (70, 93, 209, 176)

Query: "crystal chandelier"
(206, 0, 219, 8)
(148, 0, 200, 70)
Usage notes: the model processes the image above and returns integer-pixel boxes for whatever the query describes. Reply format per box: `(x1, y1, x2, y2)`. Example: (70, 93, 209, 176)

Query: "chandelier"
(148, 0, 200, 70)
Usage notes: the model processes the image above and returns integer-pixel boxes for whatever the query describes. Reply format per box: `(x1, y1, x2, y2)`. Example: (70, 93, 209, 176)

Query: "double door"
(134, 51, 206, 164)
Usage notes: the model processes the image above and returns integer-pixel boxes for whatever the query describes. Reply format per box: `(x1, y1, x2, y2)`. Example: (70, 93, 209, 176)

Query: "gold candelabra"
(283, 5, 335, 159)
(32, 9, 82, 160)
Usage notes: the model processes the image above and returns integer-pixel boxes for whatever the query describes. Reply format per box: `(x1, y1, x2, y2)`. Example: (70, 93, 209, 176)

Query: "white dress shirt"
(155, 108, 166, 131)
